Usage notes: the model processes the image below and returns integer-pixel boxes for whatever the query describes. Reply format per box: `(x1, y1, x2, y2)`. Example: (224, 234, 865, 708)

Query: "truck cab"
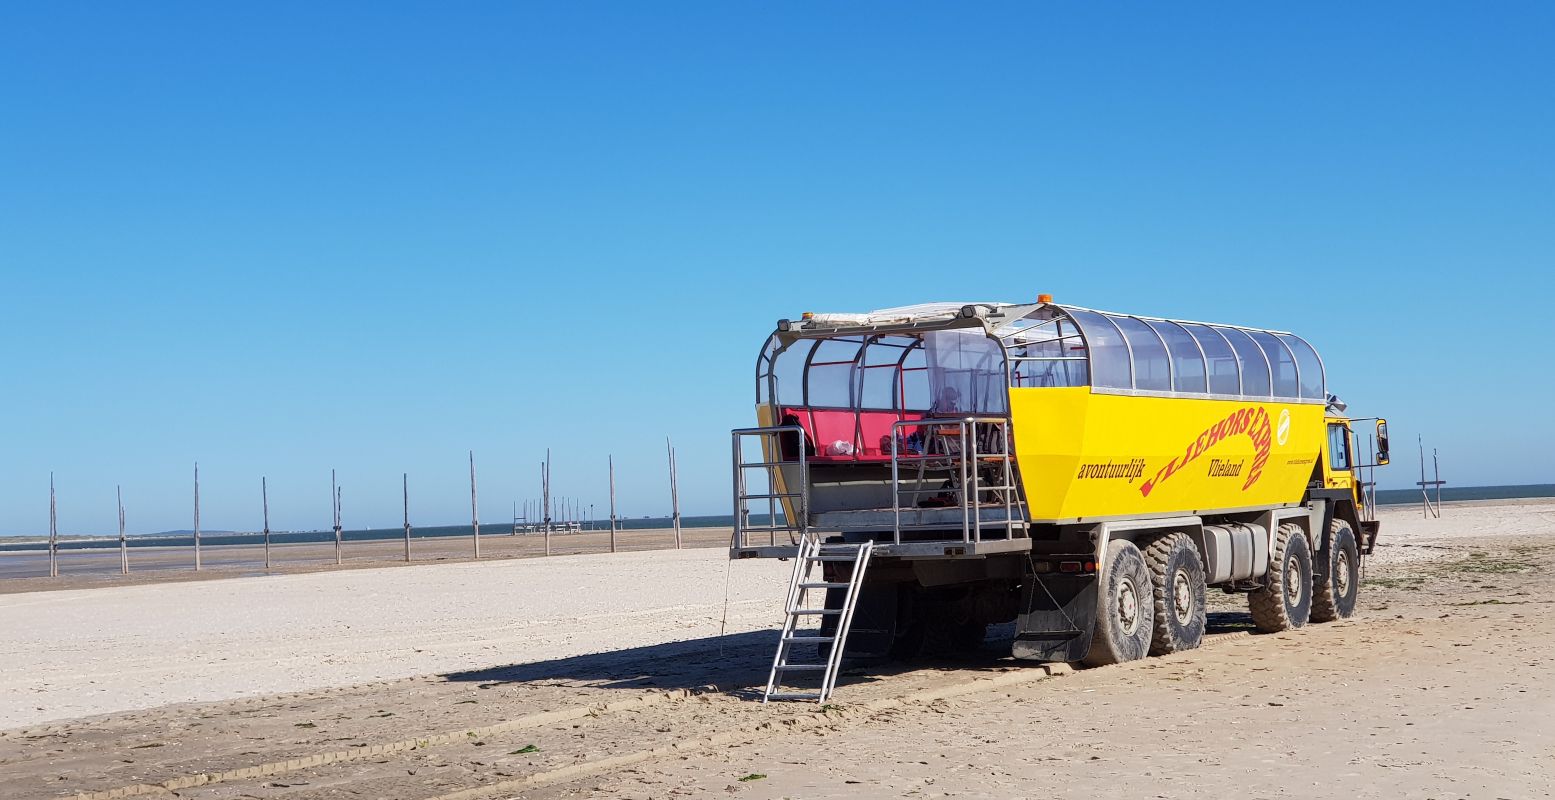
(1319, 413, 1390, 554)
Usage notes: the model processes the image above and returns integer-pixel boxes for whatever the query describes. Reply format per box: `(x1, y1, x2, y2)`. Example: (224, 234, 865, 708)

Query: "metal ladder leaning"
(762, 536, 874, 703)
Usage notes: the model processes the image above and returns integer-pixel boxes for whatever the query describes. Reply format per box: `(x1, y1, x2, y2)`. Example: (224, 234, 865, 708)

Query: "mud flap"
(1358, 520, 1380, 554)
(1013, 573, 1097, 662)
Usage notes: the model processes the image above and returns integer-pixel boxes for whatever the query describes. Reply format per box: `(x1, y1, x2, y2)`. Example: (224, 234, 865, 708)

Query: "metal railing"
(890, 417, 1022, 545)
(731, 425, 810, 549)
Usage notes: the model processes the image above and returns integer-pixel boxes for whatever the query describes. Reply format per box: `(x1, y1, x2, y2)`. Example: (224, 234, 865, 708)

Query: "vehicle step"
(761, 538, 874, 703)
(1015, 630, 1084, 640)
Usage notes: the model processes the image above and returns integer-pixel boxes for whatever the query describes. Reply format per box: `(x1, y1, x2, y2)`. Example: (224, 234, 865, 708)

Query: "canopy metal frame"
(754, 301, 1328, 418)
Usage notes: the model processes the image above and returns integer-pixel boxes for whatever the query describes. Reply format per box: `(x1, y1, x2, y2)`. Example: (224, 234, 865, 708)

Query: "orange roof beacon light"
(801, 311, 815, 320)
(1037, 293, 1054, 304)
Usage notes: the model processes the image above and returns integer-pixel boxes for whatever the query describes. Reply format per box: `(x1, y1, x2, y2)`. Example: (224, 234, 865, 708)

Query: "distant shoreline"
(3, 483, 1550, 549)
(0, 517, 743, 550)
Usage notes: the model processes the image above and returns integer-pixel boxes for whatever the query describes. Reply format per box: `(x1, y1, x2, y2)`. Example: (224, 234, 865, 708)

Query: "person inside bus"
(928, 386, 963, 417)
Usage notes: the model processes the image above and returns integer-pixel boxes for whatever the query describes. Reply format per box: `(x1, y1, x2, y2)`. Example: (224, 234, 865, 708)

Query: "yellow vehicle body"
(1009, 388, 1326, 522)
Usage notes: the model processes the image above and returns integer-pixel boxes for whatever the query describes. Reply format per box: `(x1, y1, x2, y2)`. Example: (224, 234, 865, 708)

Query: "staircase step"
(765, 692, 822, 701)
(762, 539, 874, 704)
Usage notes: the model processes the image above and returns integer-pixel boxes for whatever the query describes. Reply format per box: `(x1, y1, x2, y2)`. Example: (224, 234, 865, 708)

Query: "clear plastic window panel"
(1247, 330, 1300, 399)
(1218, 327, 1271, 397)
(1007, 316, 1089, 388)
(1066, 309, 1132, 389)
(1110, 315, 1172, 392)
(1179, 322, 1240, 395)
(1278, 334, 1326, 400)
(921, 330, 1008, 415)
(858, 335, 917, 410)
(1146, 319, 1208, 393)
(900, 343, 931, 410)
(804, 336, 866, 408)
(768, 337, 815, 406)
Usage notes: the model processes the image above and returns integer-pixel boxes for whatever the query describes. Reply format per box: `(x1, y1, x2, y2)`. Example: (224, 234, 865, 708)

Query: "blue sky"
(2, 3, 1551, 535)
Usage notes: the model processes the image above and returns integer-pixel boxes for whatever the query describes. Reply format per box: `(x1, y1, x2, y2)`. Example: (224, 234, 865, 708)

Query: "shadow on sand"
(442, 610, 1258, 699)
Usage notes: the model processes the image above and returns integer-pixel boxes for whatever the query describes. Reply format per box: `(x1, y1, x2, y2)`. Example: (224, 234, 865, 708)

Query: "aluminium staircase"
(762, 537, 874, 703)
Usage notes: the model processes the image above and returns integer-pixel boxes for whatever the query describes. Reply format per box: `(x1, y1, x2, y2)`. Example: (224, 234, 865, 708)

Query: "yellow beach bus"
(733, 297, 1389, 701)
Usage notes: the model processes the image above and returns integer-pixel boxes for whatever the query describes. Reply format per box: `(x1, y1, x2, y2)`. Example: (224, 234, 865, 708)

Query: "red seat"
(780, 407, 924, 462)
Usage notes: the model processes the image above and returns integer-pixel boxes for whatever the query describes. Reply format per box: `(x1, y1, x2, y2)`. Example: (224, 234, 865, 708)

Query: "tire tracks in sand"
(69, 632, 1253, 800)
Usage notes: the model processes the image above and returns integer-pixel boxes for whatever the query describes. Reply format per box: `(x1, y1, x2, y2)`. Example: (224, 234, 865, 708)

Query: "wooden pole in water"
(261, 477, 271, 571)
(118, 485, 128, 575)
(667, 438, 681, 549)
(1414, 437, 1445, 519)
(48, 473, 57, 578)
(403, 473, 412, 562)
(193, 463, 202, 571)
(332, 469, 342, 565)
(609, 455, 618, 553)
(1432, 447, 1443, 513)
(469, 451, 481, 560)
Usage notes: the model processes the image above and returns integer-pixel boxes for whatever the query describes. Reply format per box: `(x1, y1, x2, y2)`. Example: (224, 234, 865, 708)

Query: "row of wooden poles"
(40, 439, 686, 578)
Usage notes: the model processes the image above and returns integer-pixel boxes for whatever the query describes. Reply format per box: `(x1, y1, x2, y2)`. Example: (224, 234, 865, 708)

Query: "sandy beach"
(0, 526, 736, 594)
(2, 500, 1551, 799)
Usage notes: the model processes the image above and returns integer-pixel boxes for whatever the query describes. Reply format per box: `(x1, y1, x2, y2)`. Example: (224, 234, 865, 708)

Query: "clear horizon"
(8, 482, 1553, 541)
(2, 3, 1551, 535)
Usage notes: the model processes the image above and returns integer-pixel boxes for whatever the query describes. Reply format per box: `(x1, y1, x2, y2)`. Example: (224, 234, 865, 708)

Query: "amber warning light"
(1038, 293, 1054, 304)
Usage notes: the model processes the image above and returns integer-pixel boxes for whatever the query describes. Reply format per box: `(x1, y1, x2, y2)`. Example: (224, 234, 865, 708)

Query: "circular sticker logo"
(1276, 409, 1291, 446)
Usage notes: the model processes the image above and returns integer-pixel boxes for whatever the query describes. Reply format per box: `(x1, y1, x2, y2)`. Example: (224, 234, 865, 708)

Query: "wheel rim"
(1116, 576, 1140, 635)
(1285, 557, 1304, 606)
(1172, 570, 1193, 624)
(1336, 550, 1352, 597)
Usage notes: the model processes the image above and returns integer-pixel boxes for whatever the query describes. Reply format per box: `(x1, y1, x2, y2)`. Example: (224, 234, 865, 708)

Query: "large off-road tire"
(1311, 518, 1360, 622)
(1143, 532, 1207, 655)
(1082, 539, 1154, 666)
(1249, 523, 1313, 633)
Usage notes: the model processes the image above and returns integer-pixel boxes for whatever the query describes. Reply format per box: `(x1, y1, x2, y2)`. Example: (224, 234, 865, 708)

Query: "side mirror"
(1375, 419, 1390, 466)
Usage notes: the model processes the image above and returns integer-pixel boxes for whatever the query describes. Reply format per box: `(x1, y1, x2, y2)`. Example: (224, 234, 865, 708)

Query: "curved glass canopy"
(1003, 304, 1326, 402)
(755, 301, 1329, 426)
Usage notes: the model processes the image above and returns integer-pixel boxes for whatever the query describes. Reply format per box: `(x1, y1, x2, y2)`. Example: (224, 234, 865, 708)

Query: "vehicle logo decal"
(1139, 406, 1273, 497)
(1277, 409, 1291, 446)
